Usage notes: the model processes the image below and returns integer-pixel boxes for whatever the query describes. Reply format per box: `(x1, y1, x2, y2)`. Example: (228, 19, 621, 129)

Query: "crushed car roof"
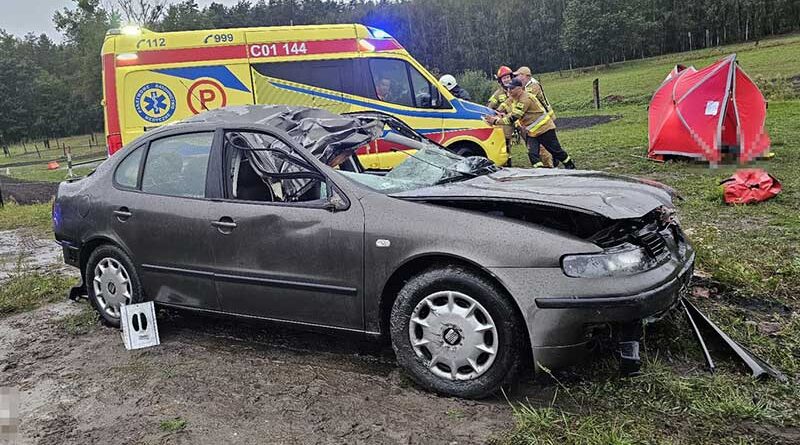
(180, 105, 384, 165)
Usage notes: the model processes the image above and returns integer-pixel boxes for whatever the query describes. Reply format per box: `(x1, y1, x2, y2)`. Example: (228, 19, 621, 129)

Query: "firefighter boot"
(563, 156, 576, 169)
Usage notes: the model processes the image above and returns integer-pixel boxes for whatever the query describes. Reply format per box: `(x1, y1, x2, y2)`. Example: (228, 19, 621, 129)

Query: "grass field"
(2, 165, 96, 183)
(0, 132, 106, 168)
(500, 34, 800, 444)
(0, 33, 798, 445)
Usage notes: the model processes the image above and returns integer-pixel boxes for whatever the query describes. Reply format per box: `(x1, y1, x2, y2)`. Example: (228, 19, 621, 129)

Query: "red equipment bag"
(721, 169, 781, 204)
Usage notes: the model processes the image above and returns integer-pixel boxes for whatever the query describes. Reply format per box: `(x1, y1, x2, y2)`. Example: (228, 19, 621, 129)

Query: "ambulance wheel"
(452, 142, 485, 158)
(85, 245, 143, 327)
(389, 265, 524, 399)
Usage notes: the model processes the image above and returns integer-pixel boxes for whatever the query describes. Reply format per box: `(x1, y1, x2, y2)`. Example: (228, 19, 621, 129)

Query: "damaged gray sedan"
(54, 105, 694, 398)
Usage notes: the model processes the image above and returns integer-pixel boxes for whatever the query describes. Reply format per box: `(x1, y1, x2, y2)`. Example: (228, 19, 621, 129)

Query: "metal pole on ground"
(67, 147, 74, 179)
(593, 78, 601, 110)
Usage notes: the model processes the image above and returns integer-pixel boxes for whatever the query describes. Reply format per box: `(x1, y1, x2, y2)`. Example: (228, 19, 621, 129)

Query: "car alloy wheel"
(92, 257, 132, 318)
(408, 290, 498, 381)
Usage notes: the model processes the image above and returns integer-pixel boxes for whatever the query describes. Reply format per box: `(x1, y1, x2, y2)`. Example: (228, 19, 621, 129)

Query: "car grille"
(592, 225, 632, 248)
(638, 231, 668, 259)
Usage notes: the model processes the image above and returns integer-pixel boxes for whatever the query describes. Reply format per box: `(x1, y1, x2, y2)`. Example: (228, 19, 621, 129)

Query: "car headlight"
(561, 243, 658, 278)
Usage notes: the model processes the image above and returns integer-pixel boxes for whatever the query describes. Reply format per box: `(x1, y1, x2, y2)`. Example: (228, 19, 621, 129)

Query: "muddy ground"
(0, 176, 58, 206)
(0, 301, 534, 445)
(555, 114, 619, 131)
(0, 230, 71, 280)
(0, 229, 559, 445)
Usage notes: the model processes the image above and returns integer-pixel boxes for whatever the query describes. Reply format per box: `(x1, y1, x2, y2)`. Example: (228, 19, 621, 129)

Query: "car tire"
(390, 265, 524, 399)
(452, 143, 484, 158)
(85, 244, 143, 327)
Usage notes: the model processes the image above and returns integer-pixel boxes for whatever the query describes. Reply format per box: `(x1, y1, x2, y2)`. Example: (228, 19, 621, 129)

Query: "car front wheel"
(85, 245, 143, 327)
(390, 266, 523, 398)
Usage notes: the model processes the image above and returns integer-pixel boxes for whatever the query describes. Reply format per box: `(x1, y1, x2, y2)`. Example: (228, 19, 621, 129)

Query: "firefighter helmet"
(439, 74, 457, 91)
(495, 66, 512, 79)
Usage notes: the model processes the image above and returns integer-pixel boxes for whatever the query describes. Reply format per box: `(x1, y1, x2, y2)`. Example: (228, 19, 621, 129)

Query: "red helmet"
(496, 66, 512, 79)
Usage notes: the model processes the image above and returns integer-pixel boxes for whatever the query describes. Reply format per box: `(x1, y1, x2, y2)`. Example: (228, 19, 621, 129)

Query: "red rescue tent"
(648, 54, 770, 164)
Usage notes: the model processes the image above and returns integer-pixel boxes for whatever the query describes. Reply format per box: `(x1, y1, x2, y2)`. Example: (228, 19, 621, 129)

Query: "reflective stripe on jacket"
(497, 93, 556, 137)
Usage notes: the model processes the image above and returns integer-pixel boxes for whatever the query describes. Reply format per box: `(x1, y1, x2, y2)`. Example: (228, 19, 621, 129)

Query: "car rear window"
(114, 147, 144, 189)
(141, 132, 213, 198)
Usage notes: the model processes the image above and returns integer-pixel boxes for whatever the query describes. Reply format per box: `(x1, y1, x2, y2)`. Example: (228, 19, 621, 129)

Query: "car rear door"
(108, 130, 220, 310)
(206, 129, 366, 330)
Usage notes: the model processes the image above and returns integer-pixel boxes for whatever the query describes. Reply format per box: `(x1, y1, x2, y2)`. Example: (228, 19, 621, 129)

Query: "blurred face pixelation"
(0, 388, 19, 441)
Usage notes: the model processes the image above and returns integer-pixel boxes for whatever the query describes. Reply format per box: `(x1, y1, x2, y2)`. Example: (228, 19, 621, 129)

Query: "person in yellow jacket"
(486, 66, 514, 165)
(514, 66, 551, 111)
(514, 66, 554, 167)
(487, 66, 512, 110)
(485, 78, 575, 169)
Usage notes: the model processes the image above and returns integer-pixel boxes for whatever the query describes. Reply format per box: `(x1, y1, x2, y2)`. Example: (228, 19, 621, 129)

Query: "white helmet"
(439, 74, 457, 91)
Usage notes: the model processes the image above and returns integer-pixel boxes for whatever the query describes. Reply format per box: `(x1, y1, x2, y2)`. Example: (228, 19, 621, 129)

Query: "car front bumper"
(489, 244, 695, 372)
(530, 252, 694, 370)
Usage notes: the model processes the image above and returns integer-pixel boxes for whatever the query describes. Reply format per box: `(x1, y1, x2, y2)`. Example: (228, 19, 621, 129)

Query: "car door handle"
(211, 217, 237, 233)
(114, 207, 132, 221)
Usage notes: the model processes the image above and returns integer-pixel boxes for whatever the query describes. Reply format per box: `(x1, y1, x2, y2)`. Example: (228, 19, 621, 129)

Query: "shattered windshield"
(339, 144, 498, 194)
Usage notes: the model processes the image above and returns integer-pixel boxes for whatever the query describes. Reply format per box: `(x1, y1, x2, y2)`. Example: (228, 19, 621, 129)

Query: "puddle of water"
(0, 229, 69, 280)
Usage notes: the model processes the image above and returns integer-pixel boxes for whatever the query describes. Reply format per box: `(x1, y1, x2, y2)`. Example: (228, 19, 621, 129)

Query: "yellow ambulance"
(101, 24, 508, 168)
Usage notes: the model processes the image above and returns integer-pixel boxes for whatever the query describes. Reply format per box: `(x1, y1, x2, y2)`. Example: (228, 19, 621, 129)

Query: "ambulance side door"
(358, 58, 447, 169)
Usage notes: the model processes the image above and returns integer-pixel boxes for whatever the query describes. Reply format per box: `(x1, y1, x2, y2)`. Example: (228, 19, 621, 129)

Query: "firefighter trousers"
(526, 129, 568, 167)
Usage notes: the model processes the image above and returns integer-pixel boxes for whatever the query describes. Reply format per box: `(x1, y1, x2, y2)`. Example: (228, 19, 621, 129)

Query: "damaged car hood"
(390, 168, 675, 220)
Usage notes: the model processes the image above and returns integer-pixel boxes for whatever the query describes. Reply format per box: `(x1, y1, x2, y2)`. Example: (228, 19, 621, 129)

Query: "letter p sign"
(187, 79, 228, 114)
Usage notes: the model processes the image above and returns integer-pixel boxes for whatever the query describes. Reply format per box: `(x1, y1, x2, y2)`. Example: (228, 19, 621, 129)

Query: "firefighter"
(485, 78, 575, 169)
(487, 66, 514, 165)
(514, 66, 550, 110)
(439, 74, 471, 101)
(487, 66, 512, 110)
(514, 66, 554, 167)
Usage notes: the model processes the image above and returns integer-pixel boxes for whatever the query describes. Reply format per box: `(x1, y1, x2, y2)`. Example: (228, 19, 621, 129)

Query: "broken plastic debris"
(683, 298, 787, 382)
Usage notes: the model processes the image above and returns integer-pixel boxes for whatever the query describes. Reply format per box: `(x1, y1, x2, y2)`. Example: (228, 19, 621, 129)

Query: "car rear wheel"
(85, 245, 143, 327)
(390, 266, 523, 398)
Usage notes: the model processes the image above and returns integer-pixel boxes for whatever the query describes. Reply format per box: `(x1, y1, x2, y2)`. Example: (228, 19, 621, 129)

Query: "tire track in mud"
(0, 302, 526, 445)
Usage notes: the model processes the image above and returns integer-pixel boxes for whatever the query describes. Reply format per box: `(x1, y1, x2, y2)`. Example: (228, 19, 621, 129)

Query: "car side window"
(369, 59, 414, 107)
(114, 146, 144, 189)
(225, 131, 327, 204)
(141, 132, 213, 198)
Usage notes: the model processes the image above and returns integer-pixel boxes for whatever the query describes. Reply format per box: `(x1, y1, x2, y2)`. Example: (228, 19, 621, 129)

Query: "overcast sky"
(0, 0, 241, 41)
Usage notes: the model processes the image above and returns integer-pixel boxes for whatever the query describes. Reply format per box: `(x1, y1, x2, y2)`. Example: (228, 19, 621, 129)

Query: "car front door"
(207, 129, 365, 330)
(108, 131, 220, 310)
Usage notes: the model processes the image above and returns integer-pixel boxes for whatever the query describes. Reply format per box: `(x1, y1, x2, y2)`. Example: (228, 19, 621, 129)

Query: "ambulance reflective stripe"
(102, 53, 123, 153)
(267, 80, 493, 120)
(153, 66, 250, 92)
(524, 109, 555, 133)
(116, 45, 247, 67)
(248, 39, 355, 58)
(114, 38, 402, 69)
